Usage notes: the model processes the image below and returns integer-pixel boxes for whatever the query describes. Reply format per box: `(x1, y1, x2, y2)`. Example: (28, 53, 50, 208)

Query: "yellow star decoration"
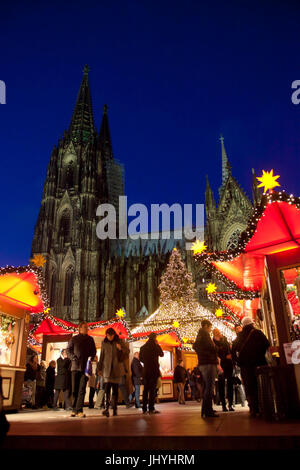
(257, 169, 280, 193)
(44, 308, 51, 315)
(31, 254, 46, 267)
(116, 308, 126, 318)
(191, 240, 207, 256)
(172, 321, 180, 328)
(206, 283, 217, 294)
(215, 308, 223, 318)
(182, 338, 188, 344)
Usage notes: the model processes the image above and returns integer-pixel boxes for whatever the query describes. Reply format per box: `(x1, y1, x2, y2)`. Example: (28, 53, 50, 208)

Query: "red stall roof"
(0, 266, 48, 313)
(132, 329, 182, 347)
(31, 315, 132, 342)
(219, 297, 260, 319)
(209, 198, 300, 292)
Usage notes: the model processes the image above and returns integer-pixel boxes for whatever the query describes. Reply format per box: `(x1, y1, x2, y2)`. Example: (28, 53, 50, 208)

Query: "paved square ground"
(3, 402, 300, 450)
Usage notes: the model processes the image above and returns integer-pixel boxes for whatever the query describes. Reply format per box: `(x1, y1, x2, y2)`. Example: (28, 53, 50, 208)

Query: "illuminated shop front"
(0, 266, 48, 411)
(195, 188, 300, 415)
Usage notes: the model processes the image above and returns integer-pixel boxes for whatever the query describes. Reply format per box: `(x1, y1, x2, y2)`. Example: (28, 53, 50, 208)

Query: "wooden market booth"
(0, 265, 48, 411)
(196, 190, 300, 415)
(130, 329, 184, 401)
(30, 314, 134, 404)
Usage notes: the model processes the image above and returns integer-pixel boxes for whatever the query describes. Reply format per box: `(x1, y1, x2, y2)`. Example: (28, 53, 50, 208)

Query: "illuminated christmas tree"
(158, 248, 198, 319)
(133, 248, 235, 344)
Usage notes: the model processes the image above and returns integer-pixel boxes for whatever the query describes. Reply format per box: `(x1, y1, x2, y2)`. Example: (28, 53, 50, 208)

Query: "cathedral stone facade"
(31, 67, 259, 323)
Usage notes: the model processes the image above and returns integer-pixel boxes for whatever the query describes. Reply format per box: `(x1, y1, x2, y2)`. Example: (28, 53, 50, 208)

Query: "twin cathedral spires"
(31, 66, 257, 323)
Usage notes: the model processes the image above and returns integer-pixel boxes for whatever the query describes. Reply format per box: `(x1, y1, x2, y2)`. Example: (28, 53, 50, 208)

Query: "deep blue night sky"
(0, 0, 299, 266)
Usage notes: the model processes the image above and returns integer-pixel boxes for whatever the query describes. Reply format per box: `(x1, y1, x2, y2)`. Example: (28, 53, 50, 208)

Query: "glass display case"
(0, 310, 29, 411)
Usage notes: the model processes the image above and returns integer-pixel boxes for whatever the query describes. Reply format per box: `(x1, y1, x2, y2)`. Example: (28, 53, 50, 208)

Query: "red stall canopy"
(30, 315, 132, 344)
(132, 329, 182, 347)
(211, 200, 300, 292)
(0, 266, 47, 313)
(219, 297, 260, 319)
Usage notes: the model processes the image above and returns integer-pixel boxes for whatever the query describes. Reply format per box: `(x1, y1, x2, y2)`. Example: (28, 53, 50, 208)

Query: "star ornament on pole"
(256, 169, 280, 193)
(31, 254, 46, 268)
(191, 240, 207, 256)
(172, 321, 180, 328)
(215, 308, 223, 318)
(206, 283, 217, 294)
(116, 308, 126, 318)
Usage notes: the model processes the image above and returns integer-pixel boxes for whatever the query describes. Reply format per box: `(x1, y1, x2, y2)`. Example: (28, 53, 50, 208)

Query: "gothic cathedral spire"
(220, 134, 231, 185)
(68, 64, 96, 144)
(99, 104, 113, 158)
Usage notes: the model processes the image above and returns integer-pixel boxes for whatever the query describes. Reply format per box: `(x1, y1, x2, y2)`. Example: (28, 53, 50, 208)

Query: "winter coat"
(213, 336, 233, 375)
(46, 366, 55, 392)
(88, 360, 98, 388)
(24, 362, 37, 382)
(173, 365, 187, 384)
(66, 333, 97, 372)
(54, 357, 71, 390)
(131, 357, 144, 385)
(233, 324, 270, 367)
(98, 335, 126, 383)
(118, 339, 130, 377)
(193, 328, 218, 365)
(139, 339, 164, 380)
(36, 364, 46, 387)
(191, 366, 204, 385)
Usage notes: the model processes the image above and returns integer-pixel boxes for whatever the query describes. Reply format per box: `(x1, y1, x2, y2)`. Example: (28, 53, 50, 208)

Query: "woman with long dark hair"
(98, 328, 125, 417)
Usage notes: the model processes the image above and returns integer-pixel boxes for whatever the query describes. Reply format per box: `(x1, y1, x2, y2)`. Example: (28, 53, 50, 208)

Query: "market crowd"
(20, 316, 270, 419)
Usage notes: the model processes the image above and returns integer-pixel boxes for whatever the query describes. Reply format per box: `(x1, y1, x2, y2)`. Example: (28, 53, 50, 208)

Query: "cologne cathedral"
(31, 67, 260, 324)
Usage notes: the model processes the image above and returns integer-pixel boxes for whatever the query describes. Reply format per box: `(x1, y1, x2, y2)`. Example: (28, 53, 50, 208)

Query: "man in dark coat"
(139, 333, 164, 414)
(45, 360, 56, 408)
(213, 328, 234, 411)
(232, 325, 243, 365)
(173, 360, 187, 404)
(128, 352, 144, 408)
(53, 349, 72, 410)
(67, 321, 96, 417)
(193, 319, 220, 418)
(233, 316, 270, 417)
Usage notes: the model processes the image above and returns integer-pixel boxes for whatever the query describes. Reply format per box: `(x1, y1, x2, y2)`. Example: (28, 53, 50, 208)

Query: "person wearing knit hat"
(233, 314, 270, 418)
(241, 317, 254, 328)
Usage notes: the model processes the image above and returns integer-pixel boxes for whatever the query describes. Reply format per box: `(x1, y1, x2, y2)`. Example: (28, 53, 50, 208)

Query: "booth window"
(64, 266, 75, 306)
(280, 267, 300, 341)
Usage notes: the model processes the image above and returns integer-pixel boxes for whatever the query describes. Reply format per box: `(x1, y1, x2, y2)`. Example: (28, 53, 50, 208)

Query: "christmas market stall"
(29, 309, 134, 404)
(194, 171, 300, 416)
(132, 248, 236, 400)
(29, 310, 133, 363)
(129, 328, 183, 400)
(0, 264, 48, 411)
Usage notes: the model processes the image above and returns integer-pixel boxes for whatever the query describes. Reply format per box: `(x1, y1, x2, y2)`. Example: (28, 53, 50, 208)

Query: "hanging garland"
(29, 314, 134, 342)
(193, 191, 300, 298)
(0, 313, 16, 333)
(194, 190, 300, 264)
